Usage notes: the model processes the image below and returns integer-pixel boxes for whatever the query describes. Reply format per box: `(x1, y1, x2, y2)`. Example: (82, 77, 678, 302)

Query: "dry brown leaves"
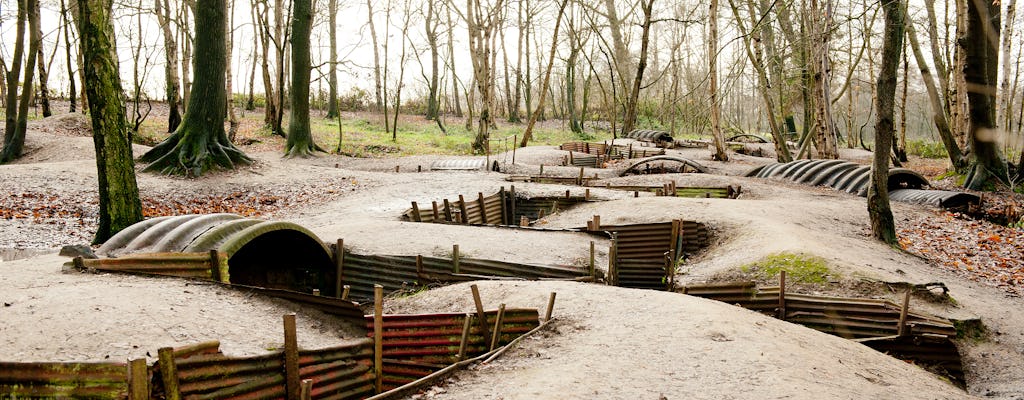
(898, 210, 1024, 296)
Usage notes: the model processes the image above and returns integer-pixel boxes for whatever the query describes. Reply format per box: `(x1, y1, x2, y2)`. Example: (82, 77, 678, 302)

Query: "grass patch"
(906, 139, 949, 159)
(741, 252, 836, 284)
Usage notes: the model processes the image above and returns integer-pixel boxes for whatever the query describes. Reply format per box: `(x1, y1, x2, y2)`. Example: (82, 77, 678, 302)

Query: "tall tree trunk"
(998, 0, 1016, 129)
(367, 0, 383, 112)
(620, 0, 654, 137)
(708, 0, 729, 161)
(140, 0, 251, 176)
(2, 0, 39, 164)
(510, 0, 524, 123)
(518, 0, 569, 147)
(424, 0, 440, 120)
(272, 0, 287, 136)
(3, 0, 28, 160)
(962, 0, 1008, 189)
(179, 4, 192, 109)
(61, 0, 77, 113)
(33, 0, 51, 118)
(78, 0, 143, 244)
(246, 42, 257, 110)
(869, 0, 903, 245)
(325, 0, 340, 118)
(446, 3, 462, 117)
(896, 35, 908, 163)
(284, 0, 321, 157)
(466, 0, 505, 152)
(155, 0, 182, 132)
(809, 0, 838, 159)
(256, 0, 277, 127)
(226, 0, 239, 141)
(906, 12, 966, 168)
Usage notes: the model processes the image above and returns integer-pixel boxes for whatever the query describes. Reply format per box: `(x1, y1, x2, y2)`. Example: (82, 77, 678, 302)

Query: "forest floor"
(1, 107, 1023, 399)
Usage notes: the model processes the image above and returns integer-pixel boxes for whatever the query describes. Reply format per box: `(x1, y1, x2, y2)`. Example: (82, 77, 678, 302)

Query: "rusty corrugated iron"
(857, 335, 965, 387)
(0, 362, 128, 398)
(745, 160, 929, 197)
(587, 221, 710, 290)
(888, 189, 980, 209)
(364, 309, 540, 390)
(589, 183, 741, 199)
(619, 156, 709, 175)
(73, 251, 225, 281)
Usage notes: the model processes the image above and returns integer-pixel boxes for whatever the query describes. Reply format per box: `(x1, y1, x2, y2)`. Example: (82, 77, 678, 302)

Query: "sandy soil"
(2, 114, 1022, 398)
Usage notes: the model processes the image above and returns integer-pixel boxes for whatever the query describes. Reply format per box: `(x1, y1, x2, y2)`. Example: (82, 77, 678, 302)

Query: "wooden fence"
(405, 187, 592, 226)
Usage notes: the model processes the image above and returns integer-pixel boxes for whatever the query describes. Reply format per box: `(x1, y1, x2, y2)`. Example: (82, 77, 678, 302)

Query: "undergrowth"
(741, 252, 836, 284)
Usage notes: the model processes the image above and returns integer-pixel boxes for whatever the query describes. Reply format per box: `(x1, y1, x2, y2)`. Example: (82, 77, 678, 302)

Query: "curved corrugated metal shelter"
(744, 159, 928, 196)
(619, 155, 709, 176)
(888, 189, 980, 208)
(429, 158, 498, 171)
(626, 129, 674, 144)
(98, 214, 336, 294)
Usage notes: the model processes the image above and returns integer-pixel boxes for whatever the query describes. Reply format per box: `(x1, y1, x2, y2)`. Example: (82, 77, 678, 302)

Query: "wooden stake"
(443, 199, 454, 222)
(335, 239, 344, 298)
(539, 164, 544, 175)
(300, 379, 313, 400)
(634, 191, 639, 198)
(778, 271, 787, 320)
(342, 285, 350, 300)
(520, 215, 529, 226)
(577, 167, 584, 185)
(416, 255, 424, 275)
(545, 292, 557, 322)
(489, 304, 506, 351)
(452, 244, 460, 274)
(458, 195, 470, 224)
(592, 215, 600, 230)
(431, 201, 440, 222)
(470, 284, 490, 340)
(585, 188, 590, 200)
(284, 314, 300, 400)
(499, 186, 507, 224)
(589, 241, 596, 278)
(565, 189, 571, 199)
(411, 202, 423, 222)
(157, 347, 180, 400)
(395, 165, 400, 173)
(457, 313, 473, 360)
(312, 289, 320, 296)
(417, 165, 422, 172)
(373, 285, 384, 393)
(898, 290, 912, 336)
(477, 193, 488, 224)
(208, 250, 223, 282)
(128, 358, 149, 400)
(509, 185, 517, 222)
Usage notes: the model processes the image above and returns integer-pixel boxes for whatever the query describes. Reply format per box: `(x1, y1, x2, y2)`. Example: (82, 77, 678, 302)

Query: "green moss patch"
(742, 252, 836, 284)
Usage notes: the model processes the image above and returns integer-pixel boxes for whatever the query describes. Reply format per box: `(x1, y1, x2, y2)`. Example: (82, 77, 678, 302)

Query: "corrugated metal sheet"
(619, 156, 709, 175)
(558, 141, 665, 160)
(75, 252, 223, 280)
(888, 189, 980, 209)
(365, 309, 539, 390)
(340, 252, 587, 301)
(429, 159, 496, 171)
(857, 335, 964, 387)
(626, 129, 674, 144)
(93, 214, 337, 296)
(0, 362, 128, 398)
(170, 339, 375, 400)
(745, 160, 929, 197)
(406, 191, 506, 225)
(587, 221, 710, 290)
(589, 183, 741, 199)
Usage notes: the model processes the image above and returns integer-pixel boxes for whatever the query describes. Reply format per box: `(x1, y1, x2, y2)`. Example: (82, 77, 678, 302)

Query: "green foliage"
(906, 139, 949, 159)
(741, 252, 836, 284)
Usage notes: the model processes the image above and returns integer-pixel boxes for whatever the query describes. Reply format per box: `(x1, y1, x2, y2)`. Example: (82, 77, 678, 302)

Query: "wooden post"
(208, 250, 223, 282)
(489, 304, 506, 351)
(512, 135, 517, 164)
(539, 164, 544, 175)
(545, 292, 557, 322)
(509, 185, 517, 223)
(577, 167, 584, 185)
(417, 165, 422, 172)
(470, 284, 490, 340)
(898, 290, 912, 336)
(477, 193, 488, 224)
(312, 289, 320, 296)
(634, 191, 639, 198)
(411, 202, 423, 222)
(342, 285, 350, 300)
(499, 186, 507, 225)
(592, 215, 600, 230)
(373, 285, 384, 393)
(458, 195, 470, 224)
(457, 313, 473, 360)
(568, 151, 574, 164)
(416, 255, 424, 275)
(300, 379, 313, 400)
(443, 199, 454, 222)
(585, 188, 590, 200)
(127, 358, 149, 400)
(452, 244, 460, 274)
(157, 347, 180, 400)
(520, 216, 529, 226)
(335, 239, 344, 298)
(589, 241, 596, 278)
(395, 165, 400, 173)
(284, 314, 300, 400)
(609, 233, 618, 286)
(431, 201, 440, 222)
(778, 271, 787, 320)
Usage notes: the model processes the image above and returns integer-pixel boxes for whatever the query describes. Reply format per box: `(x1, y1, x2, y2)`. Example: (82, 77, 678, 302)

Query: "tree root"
(140, 129, 251, 176)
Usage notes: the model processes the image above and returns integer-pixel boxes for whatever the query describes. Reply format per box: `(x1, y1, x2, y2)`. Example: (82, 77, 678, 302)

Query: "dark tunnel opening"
(227, 229, 336, 295)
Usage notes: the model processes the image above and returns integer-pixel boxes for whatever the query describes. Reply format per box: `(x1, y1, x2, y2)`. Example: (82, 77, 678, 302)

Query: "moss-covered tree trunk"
(325, 0, 340, 119)
(284, 0, 321, 157)
(868, 0, 903, 245)
(962, 0, 1009, 190)
(1, 0, 39, 164)
(3, 0, 28, 158)
(78, 0, 143, 244)
(140, 0, 250, 176)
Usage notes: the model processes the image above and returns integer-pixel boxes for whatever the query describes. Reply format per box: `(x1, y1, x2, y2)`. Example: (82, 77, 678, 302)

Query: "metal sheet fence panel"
(364, 309, 540, 390)
(430, 159, 487, 171)
(0, 361, 128, 398)
(77, 252, 215, 279)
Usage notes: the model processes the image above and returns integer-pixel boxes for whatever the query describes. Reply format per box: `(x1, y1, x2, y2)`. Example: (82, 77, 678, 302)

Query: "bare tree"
(367, 0, 384, 111)
(326, 0, 340, 118)
(620, 0, 654, 137)
(869, 0, 904, 245)
(61, 0, 77, 113)
(519, 0, 570, 147)
(2, 0, 40, 164)
(155, 0, 183, 132)
(962, 0, 1009, 189)
(708, 0, 728, 161)
(461, 0, 505, 151)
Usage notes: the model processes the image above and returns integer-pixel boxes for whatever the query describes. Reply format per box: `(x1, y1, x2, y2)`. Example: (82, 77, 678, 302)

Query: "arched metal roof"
(619, 155, 709, 176)
(744, 159, 929, 197)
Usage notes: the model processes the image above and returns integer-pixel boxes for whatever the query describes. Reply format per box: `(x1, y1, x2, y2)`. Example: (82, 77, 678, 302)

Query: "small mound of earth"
(27, 112, 92, 137)
(386, 280, 967, 399)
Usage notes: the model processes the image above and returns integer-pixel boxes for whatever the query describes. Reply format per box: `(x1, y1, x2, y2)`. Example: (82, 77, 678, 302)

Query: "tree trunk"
(518, 0, 569, 147)
(708, 0, 729, 161)
(179, 4, 192, 109)
(425, 0, 440, 120)
(998, 0, 1016, 129)
(226, 0, 239, 141)
(140, 0, 251, 176)
(809, 0, 838, 159)
(155, 0, 182, 132)
(906, 14, 965, 168)
(466, 0, 505, 152)
(3, 0, 28, 162)
(367, 0, 383, 112)
(271, 0, 287, 137)
(33, 0, 51, 118)
(510, 0, 524, 123)
(962, 0, 1008, 189)
(61, 0, 77, 113)
(2, 0, 39, 164)
(284, 0, 321, 157)
(78, 0, 143, 244)
(255, 0, 277, 127)
(896, 36, 908, 164)
(324, 0, 339, 118)
(620, 0, 654, 137)
(446, 3, 462, 117)
(869, 0, 903, 245)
